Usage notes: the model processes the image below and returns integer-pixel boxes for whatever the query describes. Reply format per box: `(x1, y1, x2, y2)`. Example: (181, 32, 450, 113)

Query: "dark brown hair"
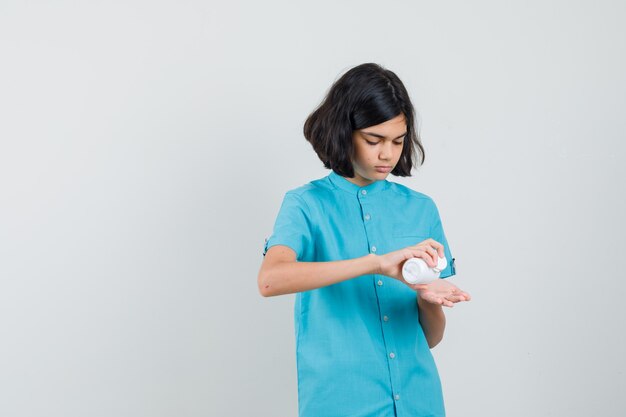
(303, 63, 425, 178)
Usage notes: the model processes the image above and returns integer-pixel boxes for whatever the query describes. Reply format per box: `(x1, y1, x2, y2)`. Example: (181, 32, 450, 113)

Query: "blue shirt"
(263, 170, 457, 417)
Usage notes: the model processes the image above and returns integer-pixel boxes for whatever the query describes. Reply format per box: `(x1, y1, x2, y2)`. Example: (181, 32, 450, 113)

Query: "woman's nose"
(379, 142, 393, 159)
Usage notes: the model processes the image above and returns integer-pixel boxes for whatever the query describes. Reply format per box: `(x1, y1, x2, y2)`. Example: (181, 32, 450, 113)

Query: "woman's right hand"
(376, 239, 445, 282)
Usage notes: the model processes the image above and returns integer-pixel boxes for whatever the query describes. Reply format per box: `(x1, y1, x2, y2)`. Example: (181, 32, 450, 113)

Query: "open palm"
(410, 279, 471, 308)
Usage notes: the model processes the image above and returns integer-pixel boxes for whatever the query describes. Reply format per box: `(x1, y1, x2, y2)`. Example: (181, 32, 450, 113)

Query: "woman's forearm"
(259, 254, 380, 297)
(417, 295, 446, 348)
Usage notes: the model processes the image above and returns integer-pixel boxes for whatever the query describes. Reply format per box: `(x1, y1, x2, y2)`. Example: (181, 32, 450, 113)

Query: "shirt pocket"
(392, 221, 430, 239)
(391, 223, 429, 250)
(392, 236, 430, 251)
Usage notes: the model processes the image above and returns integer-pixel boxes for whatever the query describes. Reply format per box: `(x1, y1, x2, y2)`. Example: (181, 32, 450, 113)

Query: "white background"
(1, 1, 625, 416)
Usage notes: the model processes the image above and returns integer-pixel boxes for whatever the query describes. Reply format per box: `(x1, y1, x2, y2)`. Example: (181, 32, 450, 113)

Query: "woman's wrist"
(417, 293, 443, 309)
(366, 253, 381, 275)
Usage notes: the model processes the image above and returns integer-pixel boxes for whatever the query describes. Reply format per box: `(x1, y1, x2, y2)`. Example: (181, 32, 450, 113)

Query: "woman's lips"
(375, 166, 392, 173)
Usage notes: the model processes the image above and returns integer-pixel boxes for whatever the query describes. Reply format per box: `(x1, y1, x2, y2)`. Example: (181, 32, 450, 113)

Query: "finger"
(425, 246, 438, 265)
(421, 246, 438, 267)
(448, 293, 471, 303)
(454, 290, 471, 300)
(446, 294, 466, 303)
(437, 295, 453, 307)
(411, 249, 436, 268)
(410, 249, 425, 264)
(426, 239, 445, 259)
(417, 243, 438, 265)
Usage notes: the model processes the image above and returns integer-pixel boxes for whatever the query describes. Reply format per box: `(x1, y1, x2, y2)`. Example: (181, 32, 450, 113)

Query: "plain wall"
(1, 1, 625, 416)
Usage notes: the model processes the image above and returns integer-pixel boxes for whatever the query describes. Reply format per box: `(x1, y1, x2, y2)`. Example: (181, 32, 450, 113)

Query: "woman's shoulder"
(284, 175, 334, 198)
(284, 183, 322, 199)
(279, 178, 332, 212)
(387, 181, 435, 203)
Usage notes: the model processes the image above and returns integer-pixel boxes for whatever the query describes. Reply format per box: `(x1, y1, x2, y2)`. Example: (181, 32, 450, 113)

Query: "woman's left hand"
(410, 279, 471, 308)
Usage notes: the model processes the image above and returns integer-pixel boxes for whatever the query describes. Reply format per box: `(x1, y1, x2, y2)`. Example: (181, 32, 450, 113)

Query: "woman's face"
(349, 113, 407, 187)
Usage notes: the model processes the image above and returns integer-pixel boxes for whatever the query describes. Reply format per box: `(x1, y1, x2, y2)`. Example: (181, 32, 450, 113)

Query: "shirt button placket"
(360, 186, 399, 400)
(360, 189, 377, 255)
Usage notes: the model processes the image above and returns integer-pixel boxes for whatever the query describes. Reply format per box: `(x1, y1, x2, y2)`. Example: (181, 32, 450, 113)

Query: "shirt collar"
(328, 170, 389, 196)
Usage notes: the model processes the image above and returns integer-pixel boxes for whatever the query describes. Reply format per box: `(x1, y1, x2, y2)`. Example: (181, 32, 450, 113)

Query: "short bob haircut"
(304, 63, 424, 178)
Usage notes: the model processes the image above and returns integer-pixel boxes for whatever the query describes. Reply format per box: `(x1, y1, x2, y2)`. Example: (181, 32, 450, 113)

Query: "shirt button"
(394, 394, 400, 401)
(371, 246, 377, 252)
(389, 352, 395, 359)
(364, 213, 371, 220)
(361, 189, 367, 195)
(377, 280, 383, 286)
(383, 315, 389, 322)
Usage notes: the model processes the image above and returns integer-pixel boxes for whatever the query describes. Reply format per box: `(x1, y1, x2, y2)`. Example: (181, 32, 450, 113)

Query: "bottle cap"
(432, 255, 447, 273)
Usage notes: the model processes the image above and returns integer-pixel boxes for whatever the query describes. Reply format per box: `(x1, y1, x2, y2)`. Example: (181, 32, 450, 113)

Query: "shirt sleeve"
(429, 201, 457, 279)
(263, 192, 313, 261)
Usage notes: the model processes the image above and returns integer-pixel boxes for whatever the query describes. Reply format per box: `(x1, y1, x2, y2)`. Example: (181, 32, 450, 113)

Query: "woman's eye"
(366, 140, 403, 146)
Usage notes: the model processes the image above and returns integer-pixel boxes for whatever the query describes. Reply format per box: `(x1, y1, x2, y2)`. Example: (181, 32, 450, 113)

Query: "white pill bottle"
(402, 256, 447, 285)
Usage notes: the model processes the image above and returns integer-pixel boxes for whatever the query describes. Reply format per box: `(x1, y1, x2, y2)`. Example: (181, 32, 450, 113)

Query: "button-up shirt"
(263, 170, 457, 417)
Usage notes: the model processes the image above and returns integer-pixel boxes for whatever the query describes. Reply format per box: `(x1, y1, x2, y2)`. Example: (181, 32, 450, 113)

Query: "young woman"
(258, 63, 471, 417)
